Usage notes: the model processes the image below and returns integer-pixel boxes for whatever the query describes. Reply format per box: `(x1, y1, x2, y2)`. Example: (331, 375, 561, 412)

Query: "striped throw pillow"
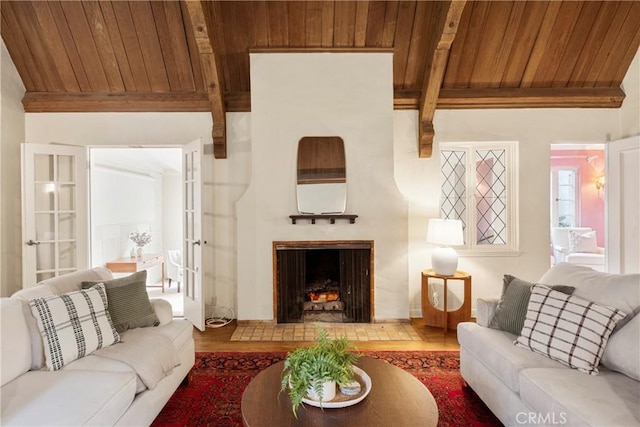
(515, 284, 625, 375)
(82, 270, 159, 333)
(29, 283, 120, 371)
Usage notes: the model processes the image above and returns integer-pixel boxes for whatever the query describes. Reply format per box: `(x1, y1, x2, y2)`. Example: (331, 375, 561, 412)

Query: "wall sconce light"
(595, 176, 605, 190)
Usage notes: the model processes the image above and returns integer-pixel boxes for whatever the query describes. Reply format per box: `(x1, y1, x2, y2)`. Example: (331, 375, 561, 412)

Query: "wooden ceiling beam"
(437, 87, 625, 109)
(418, 0, 467, 158)
(396, 87, 625, 110)
(22, 86, 625, 113)
(22, 91, 251, 113)
(22, 92, 211, 112)
(185, 0, 226, 159)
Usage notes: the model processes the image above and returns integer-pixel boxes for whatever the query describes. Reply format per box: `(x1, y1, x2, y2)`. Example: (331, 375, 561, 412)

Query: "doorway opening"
(89, 147, 184, 316)
(550, 143, 606, 272)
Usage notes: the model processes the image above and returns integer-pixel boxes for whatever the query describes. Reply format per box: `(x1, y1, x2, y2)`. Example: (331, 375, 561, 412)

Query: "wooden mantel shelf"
(289, 214, 358, 224)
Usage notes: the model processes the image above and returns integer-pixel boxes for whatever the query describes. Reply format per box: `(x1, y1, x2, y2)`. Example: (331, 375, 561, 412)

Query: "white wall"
(237, 52, 408, 321)
(0, 40, 25, 297)
(621, 49, 640, 138)
(90, 164, 163, 282)
(204, 113, 252, 312)
(398, 106, 623, 317)
(26, 112, 212, 146)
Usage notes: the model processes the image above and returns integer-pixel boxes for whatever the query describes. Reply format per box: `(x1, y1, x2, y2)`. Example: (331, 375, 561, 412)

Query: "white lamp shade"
(427, 219, 463, 276)
(427, 219, 464, 246)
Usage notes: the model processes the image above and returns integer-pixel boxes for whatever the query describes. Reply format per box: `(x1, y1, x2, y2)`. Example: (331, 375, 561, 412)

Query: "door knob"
(193, 240, 201, 246)
(26, 239, 40, 246)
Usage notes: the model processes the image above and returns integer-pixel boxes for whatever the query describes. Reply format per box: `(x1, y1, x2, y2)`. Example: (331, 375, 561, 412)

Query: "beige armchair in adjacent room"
(551, 227, 605, 272)
(165, 249, 183, 292)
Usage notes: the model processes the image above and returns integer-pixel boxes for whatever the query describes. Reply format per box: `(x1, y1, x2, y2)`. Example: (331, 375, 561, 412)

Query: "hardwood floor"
(193, 318, 461, 352)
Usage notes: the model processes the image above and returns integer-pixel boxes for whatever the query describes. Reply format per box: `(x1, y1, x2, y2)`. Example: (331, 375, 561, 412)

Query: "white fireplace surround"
(236, 52, 408, 321)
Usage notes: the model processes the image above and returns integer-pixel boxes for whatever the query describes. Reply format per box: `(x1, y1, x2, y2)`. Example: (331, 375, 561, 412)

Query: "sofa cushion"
(11, 285, 55, 302)
(12, 285, 57, 369)
(515, 285, 625, 375)
(149, 318, 194, 352)
(151, 298, 174, 325)
(11, 267, 115, 370)
(457, 322, 567, 393)
(95, 327, 180, 390)
(475, 298, 499, 327)
(520, 367, 640, 427)
(489, 275, 574, 335)
(16, 298, 49, 371)
(539, 263, 640, 326)
(83, 271, 159, 333)
(63, 353, 146, 393)
(0, 369, 136, 426)
(0, 299, 31, 387)
(600, 313, 640, 381)
(29, 283, 120, 370)
(12, 268, 114, 301)
(61, 320, 194, 395)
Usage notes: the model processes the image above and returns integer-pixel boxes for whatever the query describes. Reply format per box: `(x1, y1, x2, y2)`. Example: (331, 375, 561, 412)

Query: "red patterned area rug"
(152, 351, 502, 427)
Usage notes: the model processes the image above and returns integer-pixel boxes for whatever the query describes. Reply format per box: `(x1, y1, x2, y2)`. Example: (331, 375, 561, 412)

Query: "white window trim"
(440, 141, 519, 255)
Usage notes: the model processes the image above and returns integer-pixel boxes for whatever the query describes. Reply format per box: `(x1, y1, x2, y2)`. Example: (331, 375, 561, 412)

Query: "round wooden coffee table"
(241, 356, 438, 426)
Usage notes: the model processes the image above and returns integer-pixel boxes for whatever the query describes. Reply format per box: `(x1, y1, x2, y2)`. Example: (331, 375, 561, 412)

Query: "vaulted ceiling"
(2, 1, 640, 158)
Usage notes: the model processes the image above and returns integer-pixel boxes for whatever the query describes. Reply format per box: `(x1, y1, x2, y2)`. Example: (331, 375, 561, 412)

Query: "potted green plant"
(280, 328, 360, 415)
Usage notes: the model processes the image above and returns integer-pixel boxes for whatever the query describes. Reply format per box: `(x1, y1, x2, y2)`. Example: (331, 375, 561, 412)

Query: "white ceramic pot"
(306, 380, 336, 402)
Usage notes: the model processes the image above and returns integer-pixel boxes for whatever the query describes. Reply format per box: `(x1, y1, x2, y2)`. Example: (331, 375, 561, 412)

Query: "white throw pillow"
(515, 284, 625, 375)
(568, 230, 598, 253)
(29, 283, 120, 371)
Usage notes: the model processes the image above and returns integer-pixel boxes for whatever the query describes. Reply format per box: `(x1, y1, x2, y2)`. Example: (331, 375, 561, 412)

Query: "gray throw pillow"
(489, 275, 575, 335)
(82, 271, 159, 333)
(600, 313, 640, 381)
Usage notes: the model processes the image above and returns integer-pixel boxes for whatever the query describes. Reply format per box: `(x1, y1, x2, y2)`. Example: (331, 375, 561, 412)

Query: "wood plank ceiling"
(2, 1, 639, 158)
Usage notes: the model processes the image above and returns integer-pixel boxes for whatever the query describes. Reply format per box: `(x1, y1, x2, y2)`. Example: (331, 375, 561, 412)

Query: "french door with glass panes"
(22, 144, 88, 287)
(182, 139, 205, 331)
(551, 167, 579, 228)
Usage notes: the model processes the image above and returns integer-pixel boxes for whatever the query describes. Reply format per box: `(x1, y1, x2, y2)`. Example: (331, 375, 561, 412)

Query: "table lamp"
(427, 219, 464, 276)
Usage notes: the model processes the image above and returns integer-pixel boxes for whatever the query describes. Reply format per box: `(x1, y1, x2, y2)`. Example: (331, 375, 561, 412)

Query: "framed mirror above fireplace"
(296, 137, 346, 215)
(274, 241, 373, 324)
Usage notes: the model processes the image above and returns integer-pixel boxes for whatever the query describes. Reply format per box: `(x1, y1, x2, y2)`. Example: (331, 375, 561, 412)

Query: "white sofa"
(458, 263, 639, 426)
(0, 268, 195, 426)
(551, 227, 605, 271)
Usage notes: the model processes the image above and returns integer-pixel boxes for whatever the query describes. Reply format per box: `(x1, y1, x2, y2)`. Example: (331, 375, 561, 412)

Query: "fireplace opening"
(274, 241, 372, 323)
(303, 249, 343, 323)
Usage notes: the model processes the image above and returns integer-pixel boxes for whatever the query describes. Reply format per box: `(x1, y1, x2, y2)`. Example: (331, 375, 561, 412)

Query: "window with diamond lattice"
(440, 142, 518, 253)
